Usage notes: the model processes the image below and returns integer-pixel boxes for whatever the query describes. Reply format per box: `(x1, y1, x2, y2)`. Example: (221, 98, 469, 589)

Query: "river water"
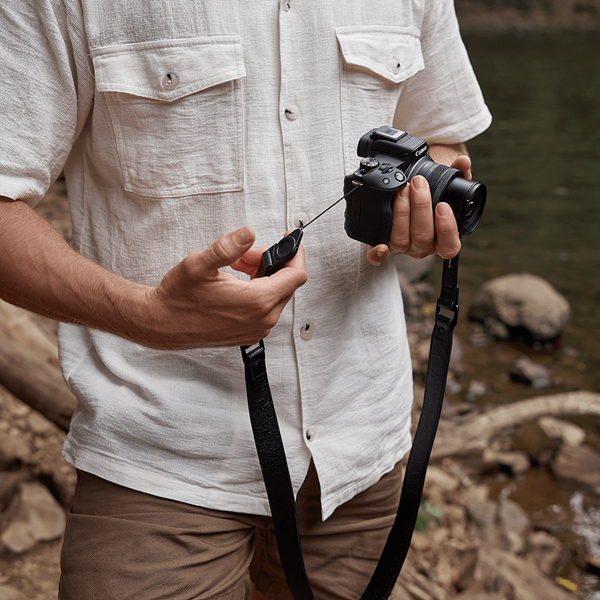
(458, 31, 600, 383)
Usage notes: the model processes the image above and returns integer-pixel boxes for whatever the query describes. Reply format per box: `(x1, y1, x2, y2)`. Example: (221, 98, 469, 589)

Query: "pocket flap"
(336, 26, 424, 84)
(92, 36, 246, 102)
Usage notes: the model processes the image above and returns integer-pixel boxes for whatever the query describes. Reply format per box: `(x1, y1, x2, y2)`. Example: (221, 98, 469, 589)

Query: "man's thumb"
(201, 226, 256, 271)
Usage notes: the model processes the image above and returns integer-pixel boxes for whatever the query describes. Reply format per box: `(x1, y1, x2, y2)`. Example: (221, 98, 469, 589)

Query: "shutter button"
(300, 323, 314, 340)
(162, 73, 178, 90)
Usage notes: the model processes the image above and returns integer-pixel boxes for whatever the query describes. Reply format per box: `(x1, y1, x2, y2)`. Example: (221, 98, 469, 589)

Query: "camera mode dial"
(359, 157, 379, 174)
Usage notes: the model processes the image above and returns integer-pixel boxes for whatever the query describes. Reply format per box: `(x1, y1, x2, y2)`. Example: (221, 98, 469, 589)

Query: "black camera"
(344, 126, 487, 246)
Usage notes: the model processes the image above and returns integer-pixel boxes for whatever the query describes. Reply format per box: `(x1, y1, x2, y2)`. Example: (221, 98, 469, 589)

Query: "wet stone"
(553, 445, 600, 491)
(510, 355, 551, 389)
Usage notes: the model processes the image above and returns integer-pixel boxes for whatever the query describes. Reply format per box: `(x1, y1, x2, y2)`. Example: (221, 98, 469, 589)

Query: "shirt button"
(161, 73, 178, 90)
(390, 60, 402, 75)
(305, 428, 314, 441)
(281, 0, 291, 11)
(300, 323, 314, 340)
(293, 212, 309, 228)
(285, 105, 300, 121)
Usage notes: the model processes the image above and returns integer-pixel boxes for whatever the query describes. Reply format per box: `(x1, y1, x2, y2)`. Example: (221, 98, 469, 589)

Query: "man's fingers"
(197, 227, 256, 274)
(388, 189, 411, 254)
(265, 242, 308, 295)
(434, 203, 461, 259)
(451, 155, 472, 180)
(408, 176, 435, 255)
(231, 246, 266, 277)
(366, 244, 389, 266)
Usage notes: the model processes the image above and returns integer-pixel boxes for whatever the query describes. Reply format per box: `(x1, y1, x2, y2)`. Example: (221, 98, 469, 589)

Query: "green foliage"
(415, 503, 444, 532)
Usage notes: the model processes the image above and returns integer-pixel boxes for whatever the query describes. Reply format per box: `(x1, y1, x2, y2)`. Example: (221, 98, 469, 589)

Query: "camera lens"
(465, 201, 475, 220)
(444, 178, 487, 235)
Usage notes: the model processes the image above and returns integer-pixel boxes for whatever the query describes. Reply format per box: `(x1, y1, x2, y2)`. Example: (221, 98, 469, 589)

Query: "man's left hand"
(366, 144, 470, 266)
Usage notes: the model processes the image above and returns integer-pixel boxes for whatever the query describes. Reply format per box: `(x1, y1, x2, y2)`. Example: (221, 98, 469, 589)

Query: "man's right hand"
(139, 226, 307, 349)
(0, 198, 306, 350)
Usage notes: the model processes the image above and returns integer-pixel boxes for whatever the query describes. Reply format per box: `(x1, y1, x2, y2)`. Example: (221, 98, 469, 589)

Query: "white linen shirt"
(0, 0, 491, 519)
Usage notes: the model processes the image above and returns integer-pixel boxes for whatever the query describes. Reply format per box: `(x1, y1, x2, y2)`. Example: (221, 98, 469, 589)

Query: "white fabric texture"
(0, 0, 491, 520)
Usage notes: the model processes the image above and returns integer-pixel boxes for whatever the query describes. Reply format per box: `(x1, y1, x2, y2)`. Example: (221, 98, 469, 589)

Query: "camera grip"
(343, 175, 398, 247)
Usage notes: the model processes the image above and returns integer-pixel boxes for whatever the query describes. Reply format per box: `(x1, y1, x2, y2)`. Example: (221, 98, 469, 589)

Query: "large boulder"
(468, 273, 570, 342)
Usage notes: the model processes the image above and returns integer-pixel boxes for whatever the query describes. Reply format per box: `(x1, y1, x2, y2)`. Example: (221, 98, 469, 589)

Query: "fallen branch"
(0, 335, 76, 432)
(432, 391, 600, 460)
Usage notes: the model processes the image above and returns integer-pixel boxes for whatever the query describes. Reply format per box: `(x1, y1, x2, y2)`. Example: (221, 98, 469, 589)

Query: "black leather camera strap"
(241, 253, 460, 600)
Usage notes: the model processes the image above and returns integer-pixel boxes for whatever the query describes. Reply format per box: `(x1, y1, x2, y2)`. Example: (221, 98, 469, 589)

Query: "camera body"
(344, 126, 487, 246)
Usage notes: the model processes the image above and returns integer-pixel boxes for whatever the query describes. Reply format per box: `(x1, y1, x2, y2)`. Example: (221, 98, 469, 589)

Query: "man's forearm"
(0, 196, 308, 349)
(0, 197, 149, 340)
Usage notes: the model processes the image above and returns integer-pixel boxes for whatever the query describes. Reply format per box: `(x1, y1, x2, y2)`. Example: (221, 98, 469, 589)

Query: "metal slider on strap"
(435, 300, 459, 328)
(241, 340, 266, 381)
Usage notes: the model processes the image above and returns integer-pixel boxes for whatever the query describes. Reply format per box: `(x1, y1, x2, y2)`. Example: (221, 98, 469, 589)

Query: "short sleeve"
(393, 0, 492, 145)
(0, 0, 94, 206)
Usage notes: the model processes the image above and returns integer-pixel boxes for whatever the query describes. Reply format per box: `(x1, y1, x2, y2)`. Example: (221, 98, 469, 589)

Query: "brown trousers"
(59, 461, 404, 600)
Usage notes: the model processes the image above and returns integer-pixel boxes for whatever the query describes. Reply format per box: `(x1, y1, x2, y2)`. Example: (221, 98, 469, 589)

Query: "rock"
(553, 445, 600, 491)
(450, 337, 466, 377)
(0, 586, 21, 600)
(26, 411, 55, 438)
(497, 499, 530, 536)
(0, 471, 30, 512)
(482, 448, 531, 475)
(0, 300, 59, 364)
(0, 430, 32, 469)
(424, 466, 460, 493)
(586, 554, 600, 571)
(510, 356, 551, 389)
(465, 544, 573, 600)
(526, 531, 564, 575)
(537, 416, 586, 447)
(466, 380, 488, 402)
(468, 273, 571, 342)
(0, 481, 66, 554)
(456, 578, 514, 600)
(397, 272, 420, 309)
(466, 500, 497, 530)
(511, 422, 549, 462)
(467, 323, 494, 347)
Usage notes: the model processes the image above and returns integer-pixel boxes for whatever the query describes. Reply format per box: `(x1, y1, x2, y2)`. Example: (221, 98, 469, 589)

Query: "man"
(0, 1, 491, 598)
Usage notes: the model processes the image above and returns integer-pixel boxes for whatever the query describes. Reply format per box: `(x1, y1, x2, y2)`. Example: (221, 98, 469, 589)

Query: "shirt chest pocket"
(92, 37, 246, 198)
(336, 26, 424, 174)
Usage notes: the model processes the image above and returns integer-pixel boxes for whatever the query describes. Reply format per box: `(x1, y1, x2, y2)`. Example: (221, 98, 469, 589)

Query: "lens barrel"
(443, 177, 487, 235)
(410, 158, 486, 236)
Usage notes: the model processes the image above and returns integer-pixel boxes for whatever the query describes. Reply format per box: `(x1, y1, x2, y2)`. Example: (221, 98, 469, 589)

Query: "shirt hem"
(319, 438, 412, 521)
(62, 440, 273, 517)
